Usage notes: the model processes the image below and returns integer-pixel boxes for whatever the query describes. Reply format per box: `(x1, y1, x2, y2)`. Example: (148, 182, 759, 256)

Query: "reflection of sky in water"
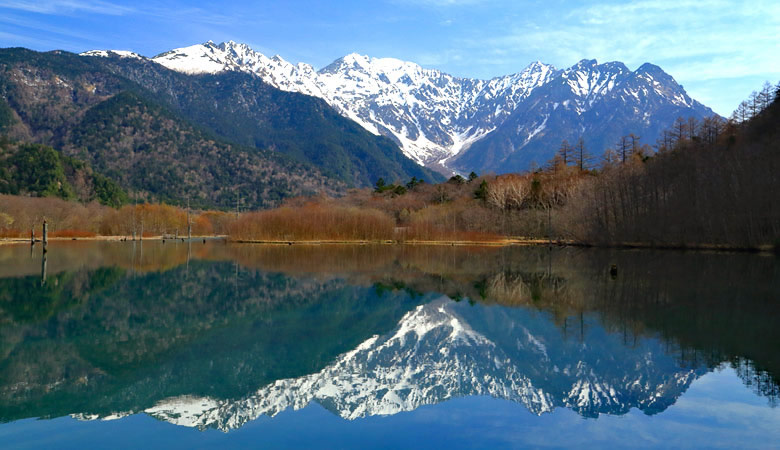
(1, 367, 777, 449)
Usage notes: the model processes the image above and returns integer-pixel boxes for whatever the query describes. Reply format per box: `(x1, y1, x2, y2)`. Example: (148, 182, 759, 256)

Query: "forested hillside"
(563, 83, 779, 247)
(91, 57, 441, 186)
(0, 48, 439, 209)
(0, 137, 127, 207)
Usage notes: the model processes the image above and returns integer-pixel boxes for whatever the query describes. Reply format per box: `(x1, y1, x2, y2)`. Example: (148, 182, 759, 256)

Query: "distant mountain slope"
(86, 55, 440, 187)
(0, 48, 440, 209)
(148, 41, 556, 170)
(0, 49, 339, 208)
(141, 41, 715, 173)
(454, 60, 715, 172)
(67, 91, 338, 207)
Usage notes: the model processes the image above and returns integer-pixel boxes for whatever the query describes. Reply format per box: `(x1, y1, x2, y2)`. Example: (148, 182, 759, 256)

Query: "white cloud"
(0, 0, 134, 15)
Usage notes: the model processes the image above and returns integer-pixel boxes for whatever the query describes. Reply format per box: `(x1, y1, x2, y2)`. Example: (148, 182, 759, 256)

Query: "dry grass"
(49, 229, 97, 238)
(229, 203, 395, 241)
(0, 229, 26, 238)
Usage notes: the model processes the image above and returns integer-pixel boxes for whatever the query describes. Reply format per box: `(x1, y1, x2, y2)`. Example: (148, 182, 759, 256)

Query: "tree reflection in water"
(0, 242, 776, 428)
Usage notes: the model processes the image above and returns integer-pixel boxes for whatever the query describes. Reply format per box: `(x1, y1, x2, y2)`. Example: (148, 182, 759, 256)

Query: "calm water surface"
(0, 241, 778, 448)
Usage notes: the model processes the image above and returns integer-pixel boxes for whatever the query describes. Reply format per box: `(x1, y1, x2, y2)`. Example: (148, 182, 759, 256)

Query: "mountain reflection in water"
(0, 242, 777, 432)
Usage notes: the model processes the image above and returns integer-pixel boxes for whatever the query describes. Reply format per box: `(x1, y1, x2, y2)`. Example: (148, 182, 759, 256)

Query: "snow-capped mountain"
(80, 49, 144, 60)
(454, 59, 712, 172)
(148, 41, 555, 168)
(84, 41, 714, 173)
(78, 298, 703, 431)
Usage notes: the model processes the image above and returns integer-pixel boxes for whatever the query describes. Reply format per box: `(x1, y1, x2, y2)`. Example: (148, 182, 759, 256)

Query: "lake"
(0, 241, 778, 448)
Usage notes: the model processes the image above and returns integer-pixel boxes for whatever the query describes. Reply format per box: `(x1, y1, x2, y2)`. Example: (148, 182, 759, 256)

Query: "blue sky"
(1, 0, 778, 116)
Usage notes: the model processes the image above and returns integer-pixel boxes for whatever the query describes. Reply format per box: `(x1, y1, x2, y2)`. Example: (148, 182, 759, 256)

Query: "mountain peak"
(342, 52, 370, 65)
(141, 41, 713, 172)
(601, 61, 630, 73)
(80, 49, 144, 60)
(527, 60, 553, 70)
(635, 62, 666, 76)
(574, 58, 598, 68)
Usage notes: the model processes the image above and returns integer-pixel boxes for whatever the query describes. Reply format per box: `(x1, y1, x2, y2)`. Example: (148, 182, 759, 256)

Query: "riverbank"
(1, 236, 566, 247)
(0, 235, 224, 245)
(229, 238, 565, 246)
(3, 235, 775, 255)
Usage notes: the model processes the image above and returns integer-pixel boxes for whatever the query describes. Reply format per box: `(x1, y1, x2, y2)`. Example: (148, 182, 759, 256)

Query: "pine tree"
(374, 178, 386, 193)
(474, 179, 488, 200)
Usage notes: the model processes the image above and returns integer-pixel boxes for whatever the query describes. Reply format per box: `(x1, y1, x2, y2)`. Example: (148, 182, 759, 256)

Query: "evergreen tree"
(474, 179, 488, 200)
(374, 178, 386, 193)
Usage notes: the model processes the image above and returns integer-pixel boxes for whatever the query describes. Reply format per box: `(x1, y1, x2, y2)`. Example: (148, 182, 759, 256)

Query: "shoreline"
(2, 235, 775, 254)
(0, 235, 223, 245)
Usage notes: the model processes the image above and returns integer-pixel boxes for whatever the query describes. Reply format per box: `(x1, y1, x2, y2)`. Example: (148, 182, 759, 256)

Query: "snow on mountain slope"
(80, 50, 144, 59)
(145, 41, 555, 167)
(83, 41, 713, 173)
(451, 58, 715, 173)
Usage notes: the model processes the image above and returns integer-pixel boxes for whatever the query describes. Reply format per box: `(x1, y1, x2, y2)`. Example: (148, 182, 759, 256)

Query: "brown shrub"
(229, 203, 395, 241)
(49, 229, 97, 238)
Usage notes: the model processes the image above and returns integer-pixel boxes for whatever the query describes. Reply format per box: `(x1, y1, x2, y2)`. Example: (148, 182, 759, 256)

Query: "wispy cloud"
(440, 0, 779, 112)
(467, 0, 780, 74)
(0, 13, 107, 43)
(0, 0, 134, 16)
(0, 29, 84, 49)
(391, 0, 491, 7)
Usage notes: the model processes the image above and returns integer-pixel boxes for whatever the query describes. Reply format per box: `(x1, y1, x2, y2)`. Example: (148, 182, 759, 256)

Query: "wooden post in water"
(31, 226, 34, 244)
(132, 191, 137, 241)
(42, 219, 48, 245)
(41, 247, 47, 286)
(187, 197, 192, 240)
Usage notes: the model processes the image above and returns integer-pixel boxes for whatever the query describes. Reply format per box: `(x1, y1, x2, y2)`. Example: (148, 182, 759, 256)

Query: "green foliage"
(374, 177, 408, 196)
(474, 179, 488, 200)
(468, 171, 478, 182)
(405, 176, 424, 190)
(448, 174, 466, 185)
(8, 143, 75, 199)
(0, 138, 128, 206)
(92, 172, 128, 208)
(65, 91, 335, 209)
(0, 97, 14, 131)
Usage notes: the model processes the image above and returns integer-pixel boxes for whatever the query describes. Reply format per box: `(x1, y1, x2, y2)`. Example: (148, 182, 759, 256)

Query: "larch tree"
(557, 139, 572, 166)
(574, 137, 594, 171)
